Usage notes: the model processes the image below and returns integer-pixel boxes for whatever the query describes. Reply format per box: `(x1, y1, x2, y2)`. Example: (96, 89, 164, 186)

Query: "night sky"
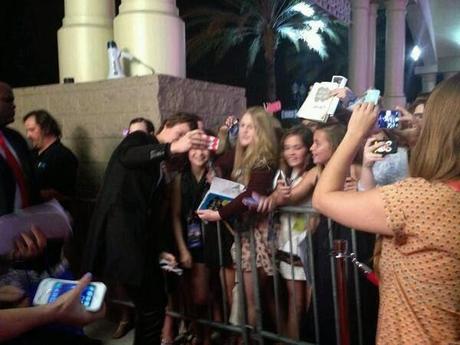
(0, 1, 419, 106)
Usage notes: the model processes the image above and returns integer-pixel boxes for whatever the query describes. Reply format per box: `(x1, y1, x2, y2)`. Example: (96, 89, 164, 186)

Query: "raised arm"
(312, 103, 391, 235)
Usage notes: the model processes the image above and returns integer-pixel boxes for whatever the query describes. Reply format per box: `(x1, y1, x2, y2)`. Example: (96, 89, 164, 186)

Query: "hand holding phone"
(33, 276, 106, 313)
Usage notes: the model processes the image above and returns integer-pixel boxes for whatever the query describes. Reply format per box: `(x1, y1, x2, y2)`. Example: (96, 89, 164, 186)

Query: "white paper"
(0, 200, 72, 255)
(209, 177, 245, 197)
(297, 82, 339, 123)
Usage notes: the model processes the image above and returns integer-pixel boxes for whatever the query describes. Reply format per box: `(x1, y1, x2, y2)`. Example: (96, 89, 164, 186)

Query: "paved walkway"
(85, 319, 134, 345)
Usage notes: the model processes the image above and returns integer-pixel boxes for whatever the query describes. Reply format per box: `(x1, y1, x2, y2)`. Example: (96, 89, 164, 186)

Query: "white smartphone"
(331, 75, 348, 88)
(33, 278, 106, 312)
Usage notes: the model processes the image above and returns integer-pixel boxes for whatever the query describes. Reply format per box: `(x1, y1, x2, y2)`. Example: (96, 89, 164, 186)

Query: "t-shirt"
(33, 140, 78, 197)
(378, 178, 460, 344)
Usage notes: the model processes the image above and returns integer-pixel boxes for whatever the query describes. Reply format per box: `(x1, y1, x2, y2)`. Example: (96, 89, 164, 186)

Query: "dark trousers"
(126, 271, 167, 345)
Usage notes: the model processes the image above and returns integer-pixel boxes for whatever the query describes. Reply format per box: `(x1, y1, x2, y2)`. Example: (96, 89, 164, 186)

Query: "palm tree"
(185, 0, 342, 101)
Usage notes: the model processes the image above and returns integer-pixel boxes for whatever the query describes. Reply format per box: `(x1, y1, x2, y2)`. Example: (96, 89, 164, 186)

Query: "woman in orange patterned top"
(312, 73, 460, 344)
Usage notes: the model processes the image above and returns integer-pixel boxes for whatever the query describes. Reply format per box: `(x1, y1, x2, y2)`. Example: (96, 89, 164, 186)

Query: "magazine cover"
(297, 75, 347, 123)
(197, 177, 245, 211)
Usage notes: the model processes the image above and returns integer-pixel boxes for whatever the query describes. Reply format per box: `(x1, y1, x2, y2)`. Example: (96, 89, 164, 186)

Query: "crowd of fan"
(0, 73, 459, 345)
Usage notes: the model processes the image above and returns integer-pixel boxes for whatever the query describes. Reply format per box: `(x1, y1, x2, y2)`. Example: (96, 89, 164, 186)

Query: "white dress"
(277, 174, 317, 281)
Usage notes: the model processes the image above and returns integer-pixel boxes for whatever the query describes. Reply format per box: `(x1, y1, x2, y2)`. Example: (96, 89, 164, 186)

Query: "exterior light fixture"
(410, 45, 422, 61)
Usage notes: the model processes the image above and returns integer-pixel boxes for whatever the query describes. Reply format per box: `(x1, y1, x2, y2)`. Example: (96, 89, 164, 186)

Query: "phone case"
(373, 140, 398, 155)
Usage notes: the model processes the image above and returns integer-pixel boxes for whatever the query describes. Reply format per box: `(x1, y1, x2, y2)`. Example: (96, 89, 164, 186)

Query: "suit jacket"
(82, 131, 171, 287)
(0, 127, 38, 216)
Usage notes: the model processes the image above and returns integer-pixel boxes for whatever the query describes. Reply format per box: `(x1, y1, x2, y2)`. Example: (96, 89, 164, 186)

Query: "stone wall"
(11, 75, 246, 198)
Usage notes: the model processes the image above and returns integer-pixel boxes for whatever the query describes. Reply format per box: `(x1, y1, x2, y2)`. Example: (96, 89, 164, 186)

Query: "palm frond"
(247, 37, 262, 71)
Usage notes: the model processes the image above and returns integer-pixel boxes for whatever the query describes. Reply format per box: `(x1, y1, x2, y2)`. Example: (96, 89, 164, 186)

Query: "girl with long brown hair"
(313, 73, 460, 344)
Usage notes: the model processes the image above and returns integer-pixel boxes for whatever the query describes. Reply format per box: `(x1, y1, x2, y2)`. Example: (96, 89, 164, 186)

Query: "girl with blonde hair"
(198, 106, 279, 328)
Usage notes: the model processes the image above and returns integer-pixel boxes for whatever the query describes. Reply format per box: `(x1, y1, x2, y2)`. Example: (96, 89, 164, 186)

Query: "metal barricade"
(166, 205, 377, 345)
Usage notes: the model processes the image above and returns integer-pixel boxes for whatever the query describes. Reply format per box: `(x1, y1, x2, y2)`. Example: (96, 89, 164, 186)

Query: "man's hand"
(170, 130, 207, 154)
(49, 273, 105, 326)
(10, 226, 46, 261)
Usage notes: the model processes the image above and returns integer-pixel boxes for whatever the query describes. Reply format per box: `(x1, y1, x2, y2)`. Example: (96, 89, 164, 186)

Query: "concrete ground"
(85, 318, 134, 345)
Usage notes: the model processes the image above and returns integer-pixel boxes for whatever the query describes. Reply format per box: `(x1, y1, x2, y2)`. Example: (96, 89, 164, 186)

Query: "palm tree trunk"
(263, 28, 277, 102)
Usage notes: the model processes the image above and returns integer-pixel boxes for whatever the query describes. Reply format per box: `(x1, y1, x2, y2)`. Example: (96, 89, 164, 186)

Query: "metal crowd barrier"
(166, 205, 378, 345)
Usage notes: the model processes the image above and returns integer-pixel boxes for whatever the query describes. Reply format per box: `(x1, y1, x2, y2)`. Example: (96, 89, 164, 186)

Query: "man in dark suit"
(83, 112, 207, 345)
(0, 81, 44, 261)
(0, 82, 37, 217)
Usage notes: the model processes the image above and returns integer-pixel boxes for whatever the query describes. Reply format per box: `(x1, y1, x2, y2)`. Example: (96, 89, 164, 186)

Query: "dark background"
(0, 0, 420, 106)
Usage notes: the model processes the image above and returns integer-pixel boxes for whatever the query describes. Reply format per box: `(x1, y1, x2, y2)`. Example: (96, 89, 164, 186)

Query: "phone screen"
(48, 282, 95, 307)
(377, 110, 400, 129)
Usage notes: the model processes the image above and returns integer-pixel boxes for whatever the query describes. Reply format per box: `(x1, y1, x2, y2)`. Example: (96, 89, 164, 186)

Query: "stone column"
(349, 0, 370, 95)
(57, 0, 115, 83)
(383, 0, 408, 108)
(420, 72, 437, 92)
(114, 0, 186, 78)
(367, 1, 379, 88)
(443, 71, 458, 80)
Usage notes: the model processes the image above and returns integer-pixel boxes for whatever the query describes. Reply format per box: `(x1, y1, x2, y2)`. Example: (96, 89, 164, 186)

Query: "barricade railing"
(165, 205, 376, 345)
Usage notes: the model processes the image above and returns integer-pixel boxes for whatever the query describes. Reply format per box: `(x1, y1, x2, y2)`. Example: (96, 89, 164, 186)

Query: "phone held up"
(377, 110, 400, 129)
(372, 139, 398, 155)
(33, 278, 106, 312)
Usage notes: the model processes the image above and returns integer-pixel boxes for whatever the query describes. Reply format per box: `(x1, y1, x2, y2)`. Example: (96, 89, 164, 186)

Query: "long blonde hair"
(232, 107, 279, 185)
(410, 73, 460, 181)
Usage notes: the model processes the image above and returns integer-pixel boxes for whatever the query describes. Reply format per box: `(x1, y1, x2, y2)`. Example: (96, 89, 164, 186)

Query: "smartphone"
(331, 75, 348, 88)
(274, 169, 291, 187)
(363, 89, 381, 105)
(377, 110, 400, 129)
(33, 278, 106, 312)
(373, 140, 398, 155)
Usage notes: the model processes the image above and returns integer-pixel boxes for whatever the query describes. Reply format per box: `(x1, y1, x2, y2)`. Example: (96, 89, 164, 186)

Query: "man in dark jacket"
(23, 109, 78, 204)
(0, 82, 37, 217)
(83, 112, 207, 345)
